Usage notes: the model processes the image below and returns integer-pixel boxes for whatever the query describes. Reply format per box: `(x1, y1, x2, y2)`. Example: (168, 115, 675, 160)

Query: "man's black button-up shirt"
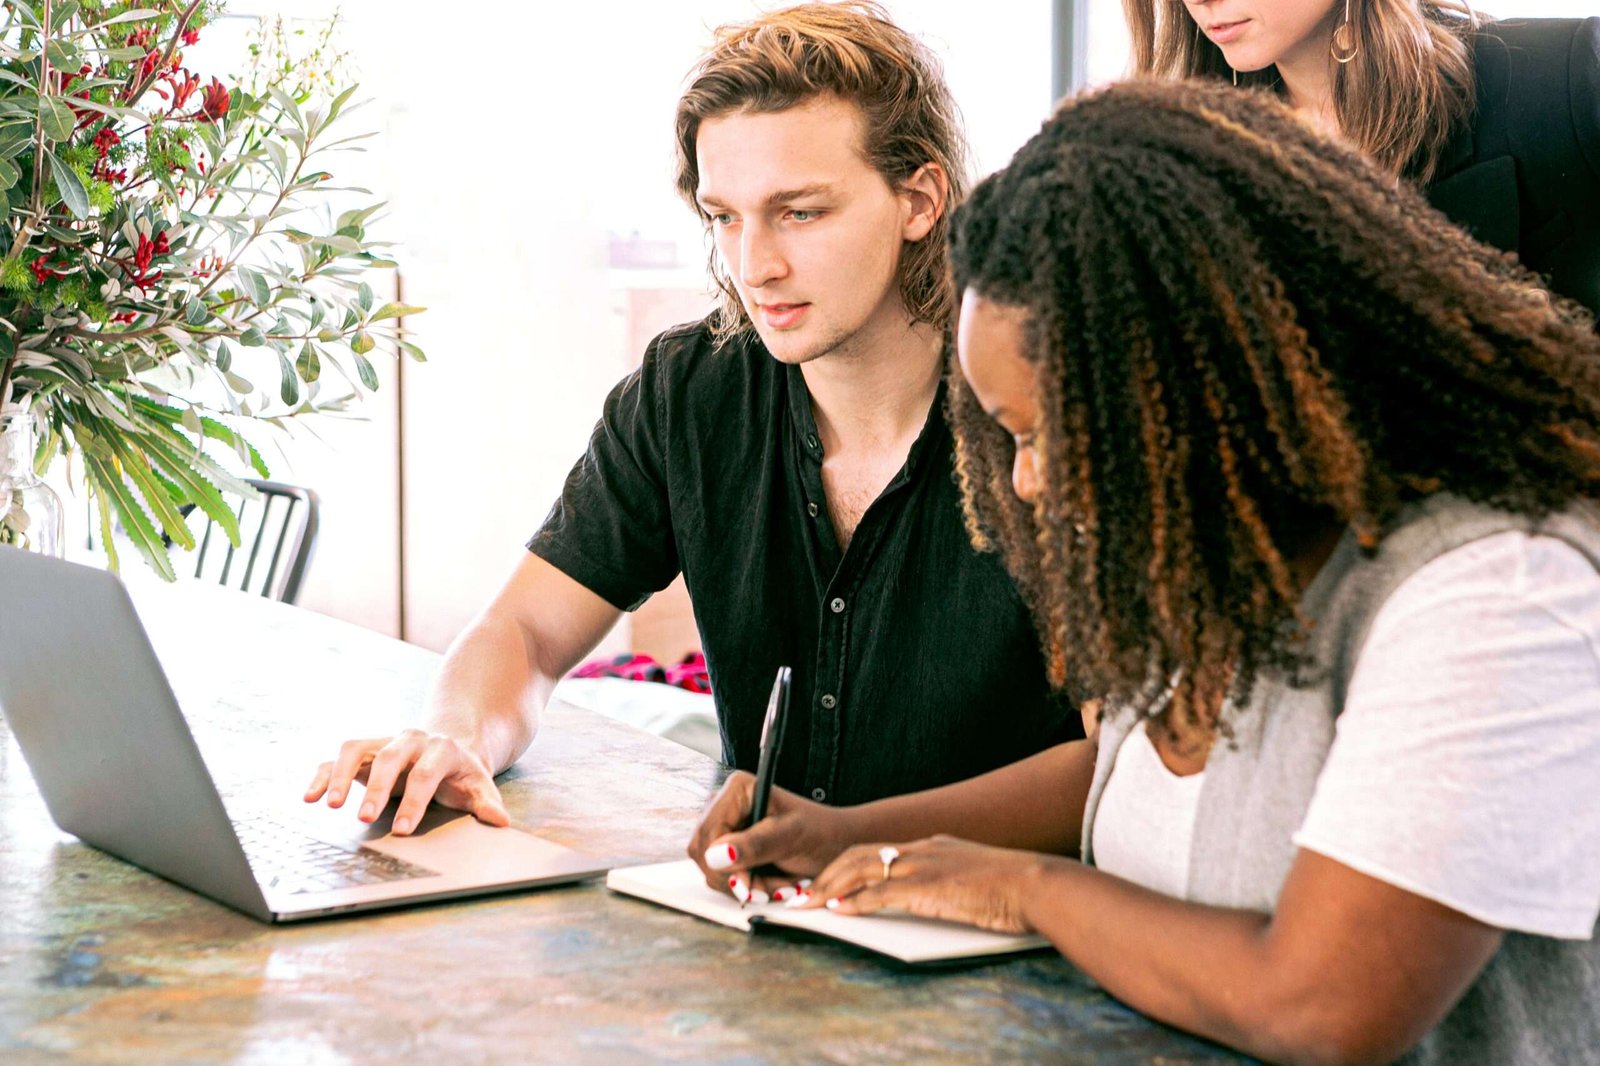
(528, 319, 1081, 806)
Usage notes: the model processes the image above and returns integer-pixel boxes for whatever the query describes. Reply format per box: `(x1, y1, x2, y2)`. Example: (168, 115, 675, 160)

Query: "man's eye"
(710, 213, 735, 226)
(789, 209, 819, 222)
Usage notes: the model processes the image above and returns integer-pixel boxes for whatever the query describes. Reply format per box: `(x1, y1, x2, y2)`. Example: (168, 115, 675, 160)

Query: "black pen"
(741, 665, 791, 907)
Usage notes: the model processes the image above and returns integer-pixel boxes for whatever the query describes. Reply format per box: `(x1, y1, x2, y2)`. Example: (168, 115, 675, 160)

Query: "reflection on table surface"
(0, 576, 1248, 1064)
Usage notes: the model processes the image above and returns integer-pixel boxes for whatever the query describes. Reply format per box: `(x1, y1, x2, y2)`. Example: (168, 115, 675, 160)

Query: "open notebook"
(607, 859, 1050, 966)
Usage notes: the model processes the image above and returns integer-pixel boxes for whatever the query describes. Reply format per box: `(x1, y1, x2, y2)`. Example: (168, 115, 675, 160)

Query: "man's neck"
(801, 316, 944, 457)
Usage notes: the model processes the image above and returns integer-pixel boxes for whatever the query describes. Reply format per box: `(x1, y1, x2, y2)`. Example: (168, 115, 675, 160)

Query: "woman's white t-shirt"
(1091, 530, 1600, 939)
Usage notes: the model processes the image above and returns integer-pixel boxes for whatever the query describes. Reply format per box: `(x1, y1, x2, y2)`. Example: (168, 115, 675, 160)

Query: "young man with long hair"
(304, 3, 1078, 845)
(694, 80, 1600, 1063)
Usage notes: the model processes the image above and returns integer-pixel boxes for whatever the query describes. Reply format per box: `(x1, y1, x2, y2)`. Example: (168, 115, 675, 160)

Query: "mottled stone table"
(0, 576, 1249, 1065)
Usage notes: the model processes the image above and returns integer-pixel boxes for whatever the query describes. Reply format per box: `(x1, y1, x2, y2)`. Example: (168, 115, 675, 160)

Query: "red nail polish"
(727, 845, 739, 862)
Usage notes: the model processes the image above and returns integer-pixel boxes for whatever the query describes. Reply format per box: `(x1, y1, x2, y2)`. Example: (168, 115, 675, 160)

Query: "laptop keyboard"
(233, 816, 439, 895)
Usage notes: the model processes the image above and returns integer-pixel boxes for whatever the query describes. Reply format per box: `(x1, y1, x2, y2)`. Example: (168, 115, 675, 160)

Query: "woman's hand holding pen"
(794, 835, 1047, 935)
(688, 770, 856, 904)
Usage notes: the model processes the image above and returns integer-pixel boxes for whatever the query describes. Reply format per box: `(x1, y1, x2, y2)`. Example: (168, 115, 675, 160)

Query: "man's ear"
(900, 162, 949, 243)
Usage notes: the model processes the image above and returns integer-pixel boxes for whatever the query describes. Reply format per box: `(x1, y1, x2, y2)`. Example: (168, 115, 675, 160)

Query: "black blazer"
(1424, 17, 1600, 317)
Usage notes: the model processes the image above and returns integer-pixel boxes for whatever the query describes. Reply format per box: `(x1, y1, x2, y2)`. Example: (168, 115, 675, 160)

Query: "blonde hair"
(674, 1, 971, 345)
(1121, 0, 1481, 181)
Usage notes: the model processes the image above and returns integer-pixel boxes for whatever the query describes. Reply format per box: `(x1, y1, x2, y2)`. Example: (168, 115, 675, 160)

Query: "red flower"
(199, 79, 230, 123)
(167, 71, 200, 110)
(182, 29, 200, 46)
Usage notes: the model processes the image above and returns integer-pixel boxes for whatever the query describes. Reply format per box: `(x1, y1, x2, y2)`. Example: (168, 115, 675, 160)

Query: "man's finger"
(469, 777, 511, 827)
(322, 737, 388, 806)
(390, 748, 453, 836)
(356, 736, 424, 822)
(304, 762, 333, 802)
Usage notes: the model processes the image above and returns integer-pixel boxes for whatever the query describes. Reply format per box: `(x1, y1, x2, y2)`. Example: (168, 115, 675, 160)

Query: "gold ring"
(879, 845, 900, 881)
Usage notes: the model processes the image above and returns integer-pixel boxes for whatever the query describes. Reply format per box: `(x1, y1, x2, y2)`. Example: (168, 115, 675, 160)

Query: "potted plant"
(0, 0, 422, 577)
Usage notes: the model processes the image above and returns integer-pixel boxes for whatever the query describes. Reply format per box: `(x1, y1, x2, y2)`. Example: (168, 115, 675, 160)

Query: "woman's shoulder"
(1467, 16, 1600, 117)
(1470, 15, 1598, 66)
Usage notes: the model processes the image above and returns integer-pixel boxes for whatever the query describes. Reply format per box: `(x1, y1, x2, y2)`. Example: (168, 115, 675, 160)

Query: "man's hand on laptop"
(304, 730, 511, 836)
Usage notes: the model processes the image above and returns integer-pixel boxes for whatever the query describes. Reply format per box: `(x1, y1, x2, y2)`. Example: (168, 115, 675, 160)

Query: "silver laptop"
(0, 545, 612, 922)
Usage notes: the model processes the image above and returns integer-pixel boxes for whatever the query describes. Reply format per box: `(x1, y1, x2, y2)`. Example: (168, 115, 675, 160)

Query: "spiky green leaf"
(83, 451, 177, 582)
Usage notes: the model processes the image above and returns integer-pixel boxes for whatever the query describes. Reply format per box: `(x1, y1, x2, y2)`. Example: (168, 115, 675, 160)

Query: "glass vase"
(0, 410, 65, 558)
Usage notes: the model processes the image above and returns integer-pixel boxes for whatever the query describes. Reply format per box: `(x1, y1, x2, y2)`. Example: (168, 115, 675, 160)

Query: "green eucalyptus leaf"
(353, 350, 378, 391)
(0, 157, 18, 191)
(38, 96, 74, 142)
(295, 340, 320, 383)
(0, 127, 30, 159)
(183, 299, 208, 326)
(85, 9, 164, 32)
(224, 370, 253, 393)
(239, 326, 266, 347)
(214, 341, 233, 372)
(357, 281, 373, 312)
(47, 152, 89, 218)
(50, 0, 80, 31)
(369, 302, 425, 324)
(277, 350, 300, 405)
(46, 39, 78, 70)
(399, 340, 427, 363)
(350, 330, 375, 356)
(316, 327, 340, 343)
(236, 267, 271, 308)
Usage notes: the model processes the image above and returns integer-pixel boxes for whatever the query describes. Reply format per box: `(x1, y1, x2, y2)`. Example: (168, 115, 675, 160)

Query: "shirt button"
(820, 694, 836, 709)
(830, 597, 845, 614)
(806, 433, 819, 450)
(807, 501, 818, 518)
(811, 788, 827, 802)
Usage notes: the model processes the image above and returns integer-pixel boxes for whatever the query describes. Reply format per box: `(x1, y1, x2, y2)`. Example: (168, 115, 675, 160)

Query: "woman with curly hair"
(1125, 0, 1600, 316)
(688, 80, 1600, 1063)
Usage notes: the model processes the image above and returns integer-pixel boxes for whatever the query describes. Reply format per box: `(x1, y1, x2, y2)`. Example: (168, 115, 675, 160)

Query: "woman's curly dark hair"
(947, 78, 1600, 743)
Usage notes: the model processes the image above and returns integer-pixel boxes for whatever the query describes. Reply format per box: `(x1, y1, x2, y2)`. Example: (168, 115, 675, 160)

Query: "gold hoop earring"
(1331, 0, 1359, 64)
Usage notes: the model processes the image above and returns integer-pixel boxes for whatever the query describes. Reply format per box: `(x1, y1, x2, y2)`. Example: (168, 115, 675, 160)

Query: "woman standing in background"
(1125, 0, 1600, 315)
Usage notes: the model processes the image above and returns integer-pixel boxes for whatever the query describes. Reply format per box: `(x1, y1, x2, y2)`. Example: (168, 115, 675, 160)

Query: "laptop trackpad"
(306, 800, 595, 882)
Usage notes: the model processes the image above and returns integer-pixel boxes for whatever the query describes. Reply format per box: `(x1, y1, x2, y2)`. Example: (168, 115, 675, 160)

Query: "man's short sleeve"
(527, 336, 680, 611)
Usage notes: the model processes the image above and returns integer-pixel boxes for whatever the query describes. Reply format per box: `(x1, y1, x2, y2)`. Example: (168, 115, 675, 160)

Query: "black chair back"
(187, 480, 320, 604)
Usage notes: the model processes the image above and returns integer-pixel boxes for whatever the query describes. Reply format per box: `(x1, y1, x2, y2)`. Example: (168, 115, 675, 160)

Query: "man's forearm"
(840, 738, 1096, 855)
(424, 611, 556, 774)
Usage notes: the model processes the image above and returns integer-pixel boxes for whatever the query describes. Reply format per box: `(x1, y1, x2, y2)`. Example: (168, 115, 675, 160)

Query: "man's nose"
(740, 223, 787, 290)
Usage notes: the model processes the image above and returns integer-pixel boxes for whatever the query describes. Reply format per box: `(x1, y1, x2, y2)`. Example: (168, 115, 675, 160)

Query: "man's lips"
(757, 302, 810, 328)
